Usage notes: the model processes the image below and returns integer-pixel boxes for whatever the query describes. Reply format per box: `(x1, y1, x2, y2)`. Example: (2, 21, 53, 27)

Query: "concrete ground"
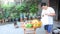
(0, 21, 60, 34)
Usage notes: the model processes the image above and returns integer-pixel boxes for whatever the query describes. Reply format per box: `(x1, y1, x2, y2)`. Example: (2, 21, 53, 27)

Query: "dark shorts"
(44, 25, 53, 33)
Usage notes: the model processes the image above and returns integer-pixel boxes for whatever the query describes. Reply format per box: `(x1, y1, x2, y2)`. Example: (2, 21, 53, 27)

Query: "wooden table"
(21, 25, 36, 34)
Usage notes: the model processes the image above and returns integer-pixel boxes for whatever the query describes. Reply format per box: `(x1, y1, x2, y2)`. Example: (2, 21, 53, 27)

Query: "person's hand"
(42, 15, 44, 17)
(45, 14, 48, 15)
(45, 14, 50, 16)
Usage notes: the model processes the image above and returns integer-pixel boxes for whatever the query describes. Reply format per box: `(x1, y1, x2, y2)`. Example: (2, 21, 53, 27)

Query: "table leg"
(34, 29, 36, 34)
(24, 29, 25, 34)
(24, 28, 36, 34)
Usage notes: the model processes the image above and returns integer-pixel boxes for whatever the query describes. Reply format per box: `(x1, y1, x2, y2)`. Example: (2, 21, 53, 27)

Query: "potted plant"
(1, 3, 16, 22)
(0, 13, 4, 23)
(15, 3, 27, 22)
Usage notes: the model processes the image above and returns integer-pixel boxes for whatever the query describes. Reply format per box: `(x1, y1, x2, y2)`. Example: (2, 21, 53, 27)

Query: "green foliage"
(29, 3, 38, 13)
(1, 3, 16, 18)
(15, 0, 39, 13)
(26, 0, 38, 13)
(0, 13, 3, 19)
(15, 3, 26, 13)
(0, 0, 41, 18)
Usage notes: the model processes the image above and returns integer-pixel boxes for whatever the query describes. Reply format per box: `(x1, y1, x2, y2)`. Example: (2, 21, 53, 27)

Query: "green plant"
(15, 3, 27, 13)
(29, 3, 38, 13)
(1, 3, 16, 18)
(25, 1, 38, 14)
(16, 0, 38, 13)
(0, 13, 3, 19)
(0, 0, 41, 19)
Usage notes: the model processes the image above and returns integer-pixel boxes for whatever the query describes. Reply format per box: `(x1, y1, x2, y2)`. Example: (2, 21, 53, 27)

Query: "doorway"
(49, 0, 58, 20)
(58, 0, 60, 20)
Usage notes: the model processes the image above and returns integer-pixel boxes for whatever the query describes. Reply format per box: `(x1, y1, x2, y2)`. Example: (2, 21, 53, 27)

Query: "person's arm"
(45, 7, 56, 16)
(46, 13, 55, 16)
(41, 10, 44, 18)
(41, 15, 44, 17)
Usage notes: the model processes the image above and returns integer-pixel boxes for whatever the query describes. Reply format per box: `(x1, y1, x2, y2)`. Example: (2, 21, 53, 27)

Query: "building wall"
(49, 0, 58, 20)
(42, 0, 49, 6)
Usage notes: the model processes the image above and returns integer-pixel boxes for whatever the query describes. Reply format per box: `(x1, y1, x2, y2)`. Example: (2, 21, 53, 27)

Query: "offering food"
(24, 19, 42, 28)
(25, 23, 33, 28)
(31, 19, 42, 28)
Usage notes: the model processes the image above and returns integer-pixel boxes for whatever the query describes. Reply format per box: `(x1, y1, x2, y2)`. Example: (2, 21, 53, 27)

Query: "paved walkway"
(0, 21, 59, 34)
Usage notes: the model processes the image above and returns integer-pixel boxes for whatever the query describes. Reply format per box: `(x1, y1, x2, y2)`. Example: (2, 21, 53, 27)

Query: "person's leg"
(44, 25, 49, 34)
(48, 25, 53, 34)
(45, 30, 49, 34)
(44, 25, 53, 34)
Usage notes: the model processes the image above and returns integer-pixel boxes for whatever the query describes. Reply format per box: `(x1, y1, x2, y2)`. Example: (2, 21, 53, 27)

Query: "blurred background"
(0, 0, 60, 34)
(0, 0, 59, 23)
